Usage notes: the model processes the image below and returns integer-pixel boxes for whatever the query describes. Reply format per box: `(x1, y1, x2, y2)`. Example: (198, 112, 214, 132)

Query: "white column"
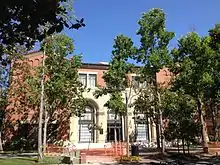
(97, 108, 107, 143)
(151, 120, 157, 142)
(69, 116, 79, 143)
(148, 117, 152, 142)
(121, 116, 125, 141)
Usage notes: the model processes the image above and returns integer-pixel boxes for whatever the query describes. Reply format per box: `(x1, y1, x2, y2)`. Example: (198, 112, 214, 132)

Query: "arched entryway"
(78, 99, 99, 143)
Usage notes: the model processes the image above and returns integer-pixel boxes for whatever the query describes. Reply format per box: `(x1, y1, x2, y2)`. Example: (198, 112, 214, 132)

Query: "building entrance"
(107, 123, 123, 142)
(107, 111, 123, 142)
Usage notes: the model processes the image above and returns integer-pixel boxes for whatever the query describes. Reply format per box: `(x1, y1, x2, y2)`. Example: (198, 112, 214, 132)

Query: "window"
(79, 124, 92, 142)
(107, 111, 122, 142)
(79, 106, 95, 143)
(79, 73, 97, 88)
(79, 74, 87, 86)
(132, 76, 147, 88)
(108, 112, 120, 120)
(88, 74, 96, 88)
(136, 124, 147, 141)
(134, 113, 149, 142)
(132, 76, 139, 88)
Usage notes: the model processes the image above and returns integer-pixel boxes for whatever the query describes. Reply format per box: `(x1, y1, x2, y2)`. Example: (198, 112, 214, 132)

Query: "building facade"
(17, 51, 172, 145)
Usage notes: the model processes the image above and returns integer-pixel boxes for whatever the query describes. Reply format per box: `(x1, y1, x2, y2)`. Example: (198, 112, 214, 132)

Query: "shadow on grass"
(140, 152, 220, 164)
(106, 151, 220, 165)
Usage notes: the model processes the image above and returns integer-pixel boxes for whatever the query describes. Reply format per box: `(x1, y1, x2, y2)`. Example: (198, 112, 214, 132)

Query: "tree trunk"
(158, 91, 165, 154)
(43, 111, 49, 154)
(153, 72, 162, 150)
(214, 106, 218, 141)
(155, 114, 161, 149)
(182, 137, 185, 155)
(177, 139, 179, 153)
(0, 131, 3, 152)
(38, 48, 46, 160)
(210, 103, 218, 141)
(125, 93, 129, 157)
(197, 98, 209, 152)
(114, 113, 117, 155)
(187, 140, 190, 155)
(38, 92, 44, 160)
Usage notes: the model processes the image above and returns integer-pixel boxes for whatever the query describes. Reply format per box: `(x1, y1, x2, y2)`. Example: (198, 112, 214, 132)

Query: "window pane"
(88, 74, 96, 88)
(81, 113, 92, 120)
(79, 124, 92, 142)
(136, 124, 147, 141)
(80, 106, 93, 120)
(132, 76, 138, 88)
(79, 74, 87, 86)
(108, 113, 120, 120)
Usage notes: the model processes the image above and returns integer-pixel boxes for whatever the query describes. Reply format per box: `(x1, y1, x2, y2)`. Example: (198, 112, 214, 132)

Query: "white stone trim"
(78, 71, 98, 75)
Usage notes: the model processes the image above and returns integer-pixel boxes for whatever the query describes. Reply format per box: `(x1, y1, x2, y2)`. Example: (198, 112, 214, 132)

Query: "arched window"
(78, 106, 95, 143)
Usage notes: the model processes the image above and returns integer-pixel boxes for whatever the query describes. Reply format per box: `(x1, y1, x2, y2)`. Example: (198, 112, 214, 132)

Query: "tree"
(5, 34, 85, 158)
(0, 46, 34, 152)
(0, 0, 85, 57)
(170, 32, 215, 151)
(162, 90, 200, 154)
(134, 8, 175, 153)
(0, 77, 7, 152)
(204, 24, 220, 141)
(94, 35, 136, 156)
(37, 34, 86, 157)
(0, 58, 9, 151)
(5, 59, 39, 151)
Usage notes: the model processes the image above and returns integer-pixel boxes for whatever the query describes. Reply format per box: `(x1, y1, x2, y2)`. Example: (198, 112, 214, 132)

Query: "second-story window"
(79, 73, 87, 87)
(79, 73, 97, 88)
(88, 74, 97, 88)
(132, 76, 139, 88)
(132, 76, 147, 89)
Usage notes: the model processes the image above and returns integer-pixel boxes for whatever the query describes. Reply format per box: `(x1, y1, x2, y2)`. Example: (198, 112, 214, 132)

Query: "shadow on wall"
(2, 110, 69, 151)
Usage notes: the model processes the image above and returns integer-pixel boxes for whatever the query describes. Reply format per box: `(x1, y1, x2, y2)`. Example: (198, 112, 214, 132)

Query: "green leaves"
(95, 35, 136, 114)
(0, 0, 85, 58)
(168, 24, 220, 144)
(162, 90, 195, 119)
(136, 8, 174, 72)
(40, 34, 85, 116)
(162, 90, 200, 142)
(131, 8, 174, 125)
(105, 92, 125, 115)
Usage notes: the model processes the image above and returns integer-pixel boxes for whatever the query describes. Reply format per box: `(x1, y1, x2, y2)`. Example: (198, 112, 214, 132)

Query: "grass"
(0, 158, 37, 165)
(0, 156, 63, 165)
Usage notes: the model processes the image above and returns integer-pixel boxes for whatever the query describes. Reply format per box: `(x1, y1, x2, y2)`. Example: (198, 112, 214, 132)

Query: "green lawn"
(0, 158, 37, 165)
(0, 157, 63, 165)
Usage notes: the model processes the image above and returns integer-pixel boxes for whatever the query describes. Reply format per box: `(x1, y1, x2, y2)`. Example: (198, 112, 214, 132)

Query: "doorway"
(107, 123, 123, 142)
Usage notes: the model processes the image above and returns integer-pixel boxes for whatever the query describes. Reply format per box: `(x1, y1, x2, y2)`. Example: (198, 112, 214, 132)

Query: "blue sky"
(64, 0, 220, 63)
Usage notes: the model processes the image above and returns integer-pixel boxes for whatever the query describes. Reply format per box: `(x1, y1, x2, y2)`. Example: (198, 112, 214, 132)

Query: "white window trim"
(78, 71, 98, 75)
(130, 73, 137, 77)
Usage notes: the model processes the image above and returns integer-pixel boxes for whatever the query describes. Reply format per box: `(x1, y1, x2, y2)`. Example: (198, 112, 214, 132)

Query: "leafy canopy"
(136, 8, 175, 74)
(133, 8, 174, 118)
(162, 90, 200, 142)
(0, 0, 85, 56)
(171, 32, 215, 100)
(94, 35, 136, 114)
(41, 34, 85, 116)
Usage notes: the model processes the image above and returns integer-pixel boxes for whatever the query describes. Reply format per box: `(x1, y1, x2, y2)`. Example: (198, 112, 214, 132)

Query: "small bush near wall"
(115, 156, 141, 163)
